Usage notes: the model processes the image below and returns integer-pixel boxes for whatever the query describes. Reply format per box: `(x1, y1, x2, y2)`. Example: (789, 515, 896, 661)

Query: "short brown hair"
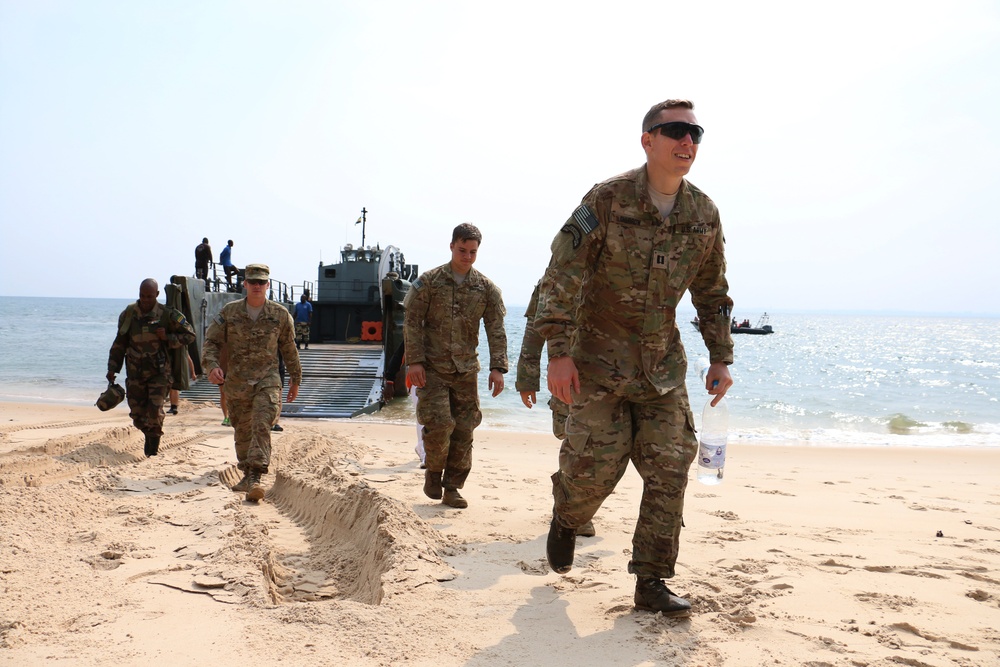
(642, 99, 695, 133)
(452, 222, 482, 244)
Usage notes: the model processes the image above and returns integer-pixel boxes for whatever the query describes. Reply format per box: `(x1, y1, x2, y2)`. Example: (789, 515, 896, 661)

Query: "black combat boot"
(442, 487, 468, 508)
(144, 434, 160, 457)
(423, 470, 443, 500)
(546, 514, 576, 574)
(634, 577, 692, 617)
(245, 471, 265, 502)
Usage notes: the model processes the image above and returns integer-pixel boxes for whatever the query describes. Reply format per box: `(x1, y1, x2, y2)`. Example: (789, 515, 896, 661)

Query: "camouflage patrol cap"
(245, 264, 270, 280)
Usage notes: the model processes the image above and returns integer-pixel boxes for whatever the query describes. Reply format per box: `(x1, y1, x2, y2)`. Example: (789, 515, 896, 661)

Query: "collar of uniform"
(635, 165, 691, 221)
(133, 301, 164, 320)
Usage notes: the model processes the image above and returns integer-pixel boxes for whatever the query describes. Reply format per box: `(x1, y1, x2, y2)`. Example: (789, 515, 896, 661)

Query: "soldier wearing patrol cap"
(535, 99, 735, 616)
(202, 263, 302, 501)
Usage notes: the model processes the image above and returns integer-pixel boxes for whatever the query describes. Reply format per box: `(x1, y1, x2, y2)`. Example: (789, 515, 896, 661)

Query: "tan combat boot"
(442, 487, 468, 508)
(245, 471, 265, 502)
(423, 470, 443, 500)
(231, 472, 251, 493)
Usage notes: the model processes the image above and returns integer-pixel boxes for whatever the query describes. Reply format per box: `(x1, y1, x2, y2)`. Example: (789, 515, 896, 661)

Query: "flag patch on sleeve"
(572, 205, 599, 234)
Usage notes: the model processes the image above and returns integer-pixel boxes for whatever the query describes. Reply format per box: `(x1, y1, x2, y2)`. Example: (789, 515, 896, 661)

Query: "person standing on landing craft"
(202, 263, 301, 501)
(220, 240, 238, 291)
(293, 294, 312, 350)
(536, 99, 735, 617)
(107, 278, 196, 457)
(195, 237, 213, 289)
(403, 223, 507, 509)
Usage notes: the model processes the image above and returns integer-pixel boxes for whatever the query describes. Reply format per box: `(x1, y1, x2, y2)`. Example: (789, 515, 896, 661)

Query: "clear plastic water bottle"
(696, 359, 728, 485)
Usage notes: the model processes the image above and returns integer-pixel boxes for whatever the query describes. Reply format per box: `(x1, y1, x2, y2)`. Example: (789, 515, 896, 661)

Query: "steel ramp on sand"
(181, 343, 384, 418)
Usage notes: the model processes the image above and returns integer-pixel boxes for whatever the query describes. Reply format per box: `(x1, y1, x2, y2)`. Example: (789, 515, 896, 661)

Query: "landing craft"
(169, 214, 417, 418)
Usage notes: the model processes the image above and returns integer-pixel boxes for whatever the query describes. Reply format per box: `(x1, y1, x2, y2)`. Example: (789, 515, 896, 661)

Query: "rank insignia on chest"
(652, 251, 668, 269)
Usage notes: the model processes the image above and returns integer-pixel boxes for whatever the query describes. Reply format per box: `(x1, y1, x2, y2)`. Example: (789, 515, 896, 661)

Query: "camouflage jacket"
(515, 281, 545, 392)
(202, 299, 302, 398)
(403, 263, 508, 374)
(535, 165, 734, 394)
(108, 302, 196, 381)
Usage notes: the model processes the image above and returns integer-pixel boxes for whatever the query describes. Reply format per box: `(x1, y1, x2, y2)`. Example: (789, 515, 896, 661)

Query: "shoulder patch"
(572, 204, 599, 234)
(412, 278, 424, 290)
(212, 313, 225, 327)
(560, 223, 583, 249)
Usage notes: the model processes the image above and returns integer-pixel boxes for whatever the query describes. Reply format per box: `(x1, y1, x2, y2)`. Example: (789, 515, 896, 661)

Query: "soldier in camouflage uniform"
(107, 278, 196, 457)
(536, 99, 735, 617)
(202, 264, 302, 502)
(515, 280, 595, 537)
(404, 223, 508, 509)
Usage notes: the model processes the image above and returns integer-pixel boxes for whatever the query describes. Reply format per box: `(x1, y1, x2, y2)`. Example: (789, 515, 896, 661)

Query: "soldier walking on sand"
(202, 263, 301, 501)
(107, 278, 196, 457)
(536, 99, 735, 617)
(403, 223, 507, 509)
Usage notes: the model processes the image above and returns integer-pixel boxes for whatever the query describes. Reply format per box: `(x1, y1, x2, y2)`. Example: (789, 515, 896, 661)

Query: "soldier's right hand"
(406, 363, 426, 388)
(208, 367, 226, 385)
(547, 356, 580, 404)
(519, 390, 536, 409)
(106, 371, 116, 383)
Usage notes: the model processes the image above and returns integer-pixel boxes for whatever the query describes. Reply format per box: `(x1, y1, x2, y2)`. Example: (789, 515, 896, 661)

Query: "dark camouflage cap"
(245, 264, 270, 280)
(96, 382, 125, 411)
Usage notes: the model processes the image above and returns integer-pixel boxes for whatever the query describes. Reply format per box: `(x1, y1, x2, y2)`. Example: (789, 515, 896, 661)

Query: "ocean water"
(1, 296, 998, 448)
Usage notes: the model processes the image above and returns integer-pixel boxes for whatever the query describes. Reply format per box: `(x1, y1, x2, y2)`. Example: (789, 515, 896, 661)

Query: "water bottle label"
(698, 440, 726, 470)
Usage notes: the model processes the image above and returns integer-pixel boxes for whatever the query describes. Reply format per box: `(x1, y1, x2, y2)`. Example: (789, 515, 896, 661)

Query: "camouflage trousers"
(226, 384, 281, 473)
(549, 396, 569, 440)
(551, 377, 697, 579)
(295, 322, 310, 345)
(125, 375, 169, 436)
(415, 368, 482, 489)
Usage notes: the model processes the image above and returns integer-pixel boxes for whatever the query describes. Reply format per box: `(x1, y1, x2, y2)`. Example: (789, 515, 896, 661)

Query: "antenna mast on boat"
(356, 207, 367, 248)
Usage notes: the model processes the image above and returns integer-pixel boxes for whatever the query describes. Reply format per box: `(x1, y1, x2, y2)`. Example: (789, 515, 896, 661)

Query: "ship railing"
(291, 281, 315, 302)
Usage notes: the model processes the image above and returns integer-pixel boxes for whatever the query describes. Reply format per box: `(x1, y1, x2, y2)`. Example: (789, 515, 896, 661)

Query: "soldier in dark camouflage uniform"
(404, 223, 508, 509)
(202, 264, 302, 502)
(515, 280, 594, 536)
(107, 278, 196, 457)
(536, 99, 735, 617)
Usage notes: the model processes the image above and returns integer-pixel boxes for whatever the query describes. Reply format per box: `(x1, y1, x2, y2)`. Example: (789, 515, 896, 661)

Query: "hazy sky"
(2, 1, 998, 315)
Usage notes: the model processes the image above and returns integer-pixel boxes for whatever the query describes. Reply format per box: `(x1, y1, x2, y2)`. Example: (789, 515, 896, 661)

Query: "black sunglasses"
(246, 279, 268, 286)
(646, 121, 704, 144)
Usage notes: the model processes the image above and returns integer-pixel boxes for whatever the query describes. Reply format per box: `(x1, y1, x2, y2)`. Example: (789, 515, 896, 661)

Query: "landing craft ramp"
(181, 343, 385, 418)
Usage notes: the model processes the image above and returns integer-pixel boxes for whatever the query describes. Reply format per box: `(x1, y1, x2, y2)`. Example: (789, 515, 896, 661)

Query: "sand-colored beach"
(1, 400, 998, 666)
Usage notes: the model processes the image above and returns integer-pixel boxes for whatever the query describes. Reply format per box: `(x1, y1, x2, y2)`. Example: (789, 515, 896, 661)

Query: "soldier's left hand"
(706, 362, 733, 406)
(488, 369, 504, 397)
(287, 383, 299, 403)
(519, 390, 536, 408)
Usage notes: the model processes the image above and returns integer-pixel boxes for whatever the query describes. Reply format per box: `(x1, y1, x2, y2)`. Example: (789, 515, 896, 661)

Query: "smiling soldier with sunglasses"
(534, 99, 735, 617)
(202, 263, 302, 502)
